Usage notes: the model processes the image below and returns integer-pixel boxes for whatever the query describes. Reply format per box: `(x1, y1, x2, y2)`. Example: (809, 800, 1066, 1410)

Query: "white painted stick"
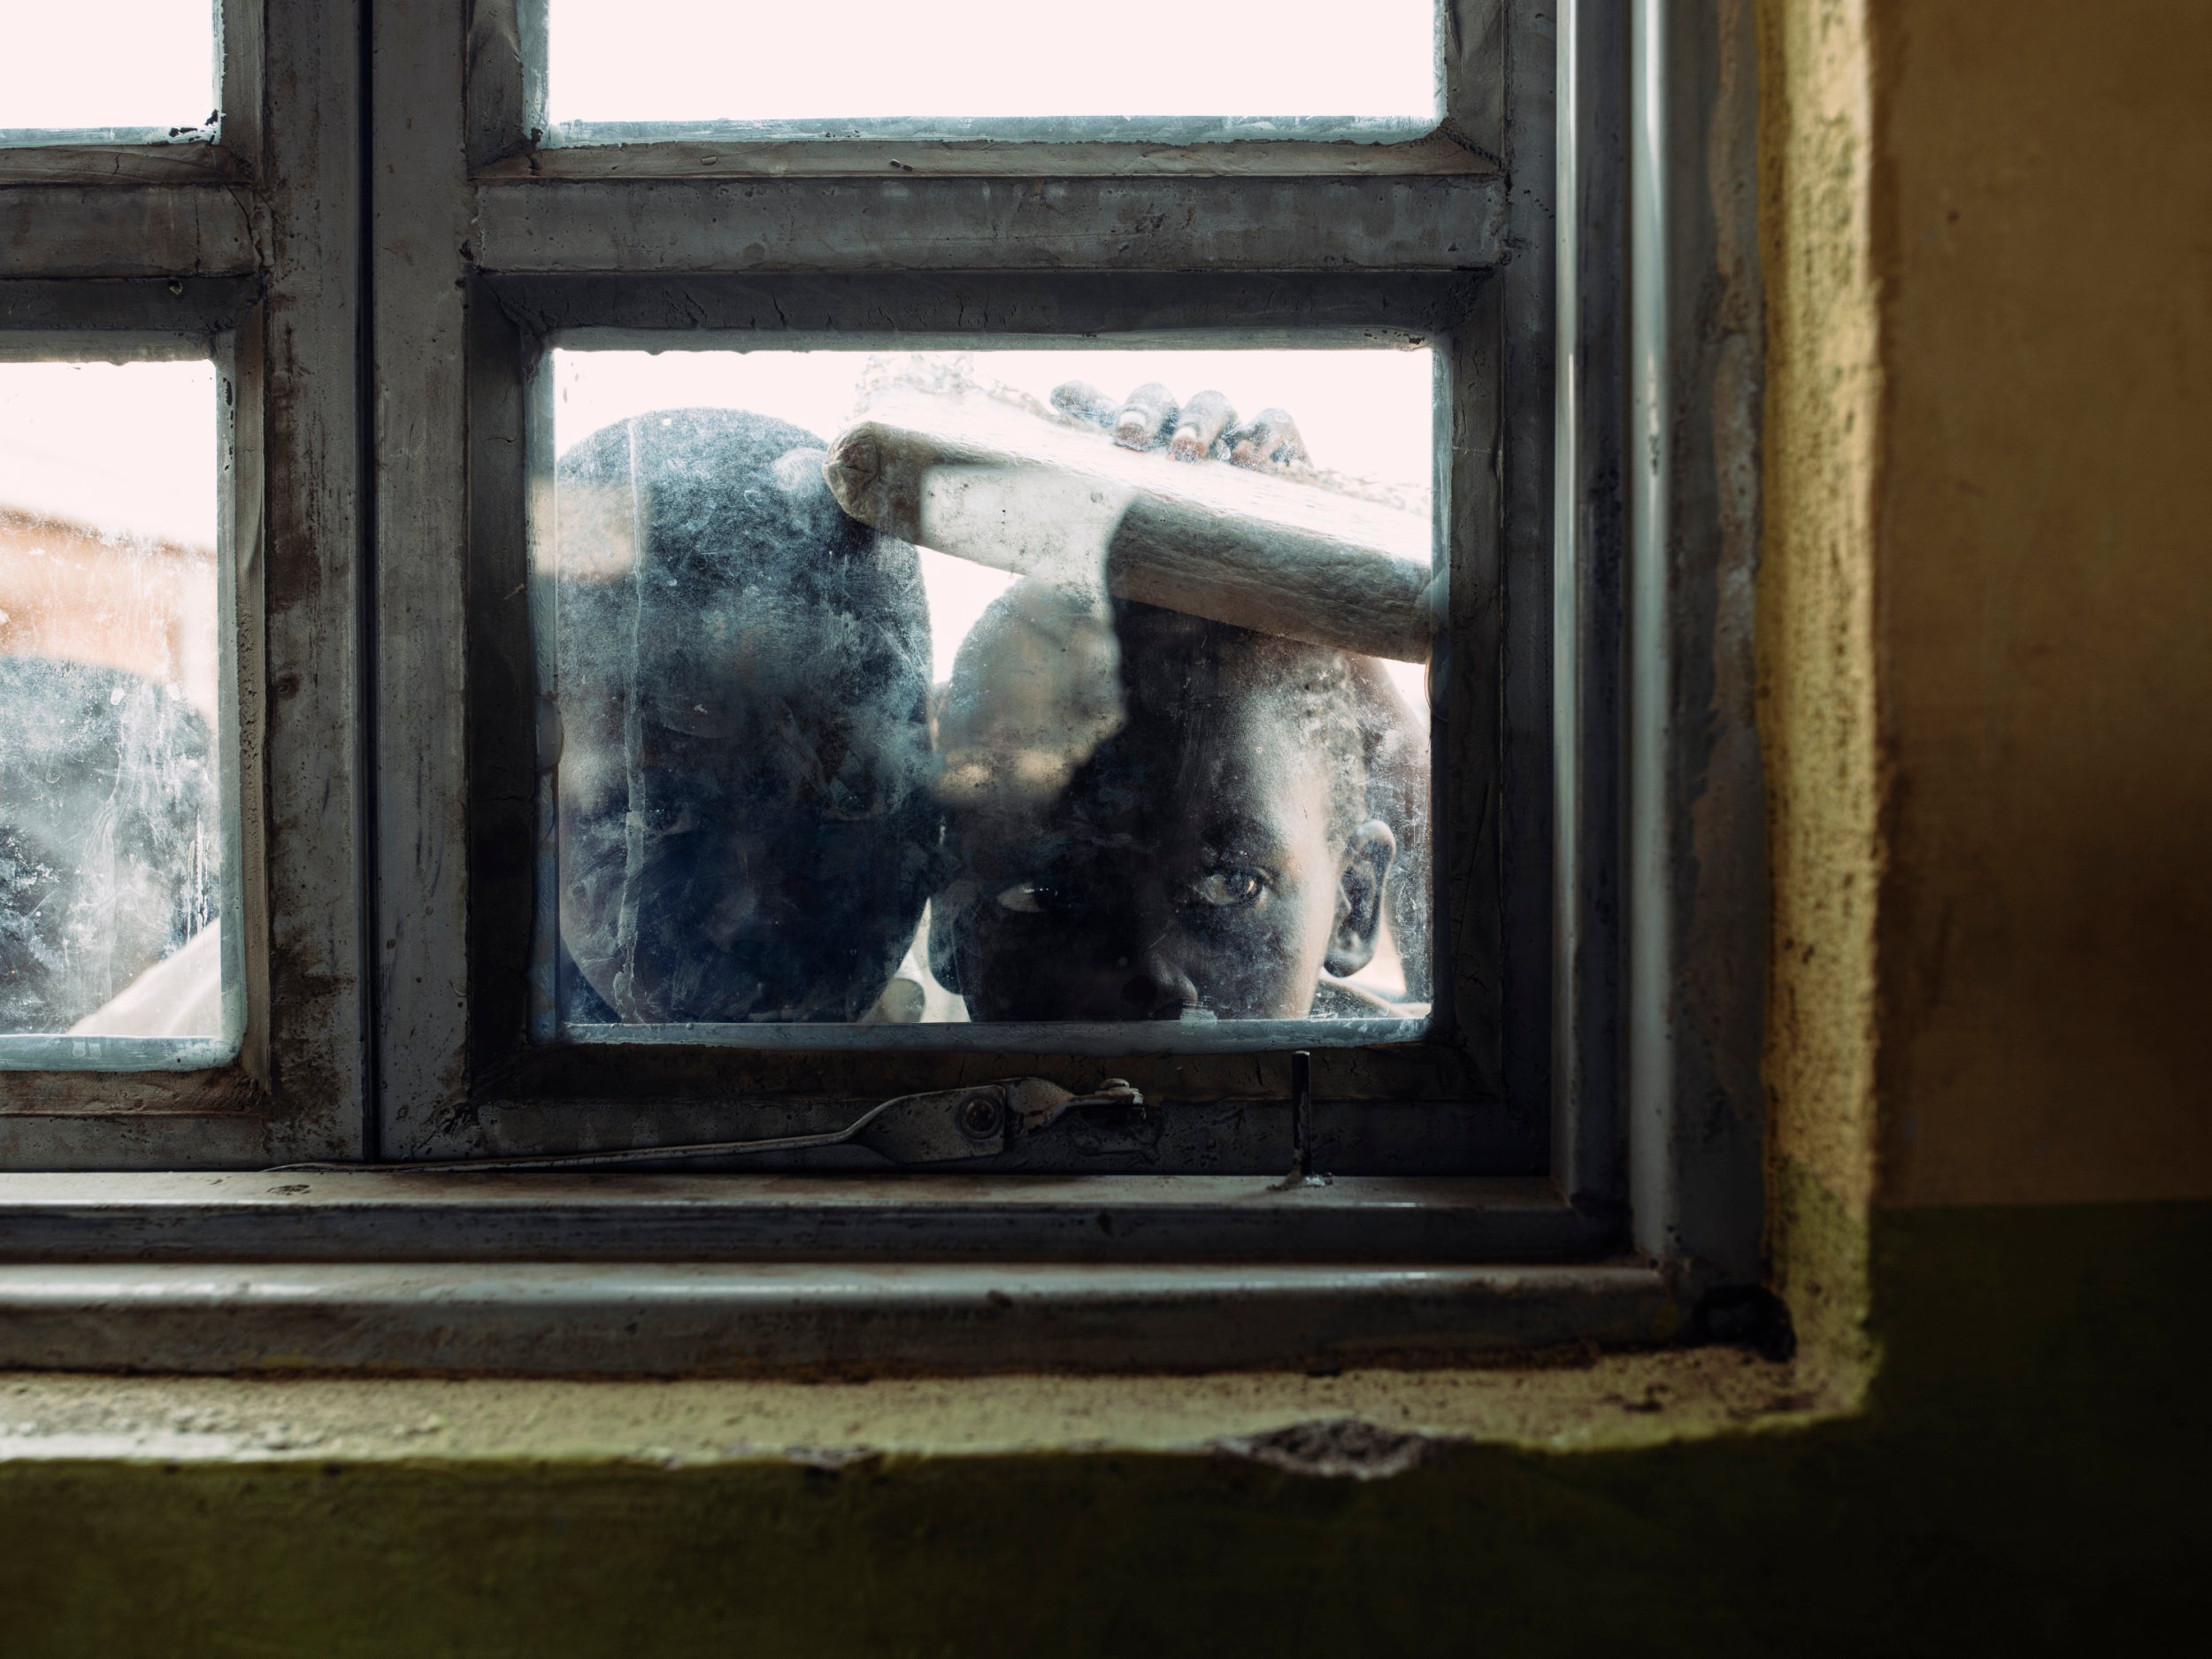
(824, 401, 1436, 664)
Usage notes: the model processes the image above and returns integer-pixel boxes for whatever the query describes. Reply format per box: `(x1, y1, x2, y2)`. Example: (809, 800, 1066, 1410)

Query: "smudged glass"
(539, 349, 1434, 1039)
(0, 359, 235, 1067)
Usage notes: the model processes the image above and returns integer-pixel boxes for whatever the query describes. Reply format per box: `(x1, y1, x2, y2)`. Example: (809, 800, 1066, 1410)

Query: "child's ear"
(1325, 818, 1397, 978)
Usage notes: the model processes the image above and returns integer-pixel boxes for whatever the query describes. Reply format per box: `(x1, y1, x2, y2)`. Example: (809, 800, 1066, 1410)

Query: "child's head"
(0, 657, 216, 1032)
(931, 581, 1422, 1022)
(554, 407, 939, 1024)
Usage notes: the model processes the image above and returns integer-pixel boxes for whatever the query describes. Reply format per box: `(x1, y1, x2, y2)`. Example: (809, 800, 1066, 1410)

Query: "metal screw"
(957, 1090, 1004, 1140)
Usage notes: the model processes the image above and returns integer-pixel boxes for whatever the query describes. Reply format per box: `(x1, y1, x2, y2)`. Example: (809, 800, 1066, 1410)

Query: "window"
(0, 0, 216, 140)
(0, 358, 236, 1070)
(535, 345, 1433, 1041)
(418, 0, 1526, 1178)
(0, 2, 1768, 1372)
(544, 0, 1439, 131)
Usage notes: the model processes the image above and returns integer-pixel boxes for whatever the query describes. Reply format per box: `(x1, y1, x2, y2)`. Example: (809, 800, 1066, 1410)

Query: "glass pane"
(541, 348, 1433, 1038)
(0, 2, 215, 135)
(548, 0, 1435, 129)
(0, 360, 233, 1066)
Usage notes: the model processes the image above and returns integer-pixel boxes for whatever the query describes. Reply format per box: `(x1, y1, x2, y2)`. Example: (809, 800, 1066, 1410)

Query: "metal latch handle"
(266, 1078, 1141, 1174)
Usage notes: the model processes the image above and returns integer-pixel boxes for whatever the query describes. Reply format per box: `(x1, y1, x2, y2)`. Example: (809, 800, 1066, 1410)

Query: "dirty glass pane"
(0, 360, 233, 1068)
(540, 348, 1434, 1038)
(547, 0, 1435, 130)
(0, 2, 215, 136)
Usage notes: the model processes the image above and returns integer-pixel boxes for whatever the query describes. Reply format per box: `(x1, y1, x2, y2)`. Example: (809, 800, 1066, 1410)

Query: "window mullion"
(370, 0, 479, 1146)
(242, 0, 371, 1160)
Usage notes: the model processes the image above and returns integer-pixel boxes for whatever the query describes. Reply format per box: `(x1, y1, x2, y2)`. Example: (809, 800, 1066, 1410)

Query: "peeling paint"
(1214, 1417, 1435, 1480)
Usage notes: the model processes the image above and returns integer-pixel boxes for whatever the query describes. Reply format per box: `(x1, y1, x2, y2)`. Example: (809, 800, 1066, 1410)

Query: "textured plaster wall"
(1759, 0, 2212, 1369)
(4, 4, 2210, 1651)
(1757, 0, 1885, 1371)
(1868, 0, 2212, 1205)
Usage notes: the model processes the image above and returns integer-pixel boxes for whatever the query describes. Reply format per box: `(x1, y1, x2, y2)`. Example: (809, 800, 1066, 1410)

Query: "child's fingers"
(1049, 380, 1118, 429)
(1226, 407, 1311, 472)
(1169, 389, 1238, 461)
(1111, 382, 1180, 450)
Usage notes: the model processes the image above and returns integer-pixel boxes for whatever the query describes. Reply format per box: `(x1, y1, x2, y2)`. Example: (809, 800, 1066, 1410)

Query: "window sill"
(0, 1172, 1659, 1375)
(0, 1172, 1609, 1261)
(0, 1344, 1824, 1471)
(0, 1259, 1667, 1376)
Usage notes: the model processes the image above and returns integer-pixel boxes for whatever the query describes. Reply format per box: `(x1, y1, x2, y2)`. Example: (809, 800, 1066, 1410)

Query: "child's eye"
(994, 880, 1056, 915)
(631, 805, 698, 834)
(1190, 867, 1267, 909)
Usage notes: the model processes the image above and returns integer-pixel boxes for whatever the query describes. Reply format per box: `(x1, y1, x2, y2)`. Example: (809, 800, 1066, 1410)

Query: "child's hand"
(1048, 380, 1312, 473)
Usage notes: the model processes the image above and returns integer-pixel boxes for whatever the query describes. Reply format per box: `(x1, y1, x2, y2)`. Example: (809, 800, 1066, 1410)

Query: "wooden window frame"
(0, 0, 368, 1170)
(388, 0, 1538, 1172)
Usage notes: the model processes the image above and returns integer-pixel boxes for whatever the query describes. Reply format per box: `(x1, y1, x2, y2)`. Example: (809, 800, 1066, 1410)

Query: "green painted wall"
(4, 1203, 2205, 1655)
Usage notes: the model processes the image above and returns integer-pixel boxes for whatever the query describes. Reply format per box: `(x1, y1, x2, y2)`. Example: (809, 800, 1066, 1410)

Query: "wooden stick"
(824, 400, 1436, 664)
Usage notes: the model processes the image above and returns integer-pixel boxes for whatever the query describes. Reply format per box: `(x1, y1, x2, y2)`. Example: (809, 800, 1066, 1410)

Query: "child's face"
(938, 605, 1394, 1022)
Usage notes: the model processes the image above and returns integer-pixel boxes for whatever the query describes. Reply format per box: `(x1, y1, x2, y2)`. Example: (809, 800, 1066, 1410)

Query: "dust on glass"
(543, 349, 1434, 1032)
(0, 361, 226, 1048)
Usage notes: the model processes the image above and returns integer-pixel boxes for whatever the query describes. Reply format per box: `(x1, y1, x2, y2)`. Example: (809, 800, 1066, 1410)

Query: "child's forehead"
(1099, 698, 1340, 841)
(1131, 666, 1331, 766)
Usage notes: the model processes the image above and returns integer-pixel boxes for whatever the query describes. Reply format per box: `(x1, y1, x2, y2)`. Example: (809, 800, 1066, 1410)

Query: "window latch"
(266, 1078, 1142, 1174)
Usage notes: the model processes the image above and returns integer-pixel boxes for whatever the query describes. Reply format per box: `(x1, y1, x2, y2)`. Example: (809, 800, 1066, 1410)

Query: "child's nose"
(1124, 941, 1202, 1019)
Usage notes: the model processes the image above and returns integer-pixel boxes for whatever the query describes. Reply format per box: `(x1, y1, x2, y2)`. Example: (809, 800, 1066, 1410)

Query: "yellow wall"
(1762, 0, 2212, 1376)
(1870, 0, 2212, 1206)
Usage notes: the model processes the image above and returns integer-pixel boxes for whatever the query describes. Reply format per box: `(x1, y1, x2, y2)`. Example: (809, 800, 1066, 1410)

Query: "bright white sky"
(549, 0, 1435, 125)
(0, 0, 1432, 128)
(552, 348, 1433, 707)
(0, 1, 214, 130)
(0, 361, 217, 549)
